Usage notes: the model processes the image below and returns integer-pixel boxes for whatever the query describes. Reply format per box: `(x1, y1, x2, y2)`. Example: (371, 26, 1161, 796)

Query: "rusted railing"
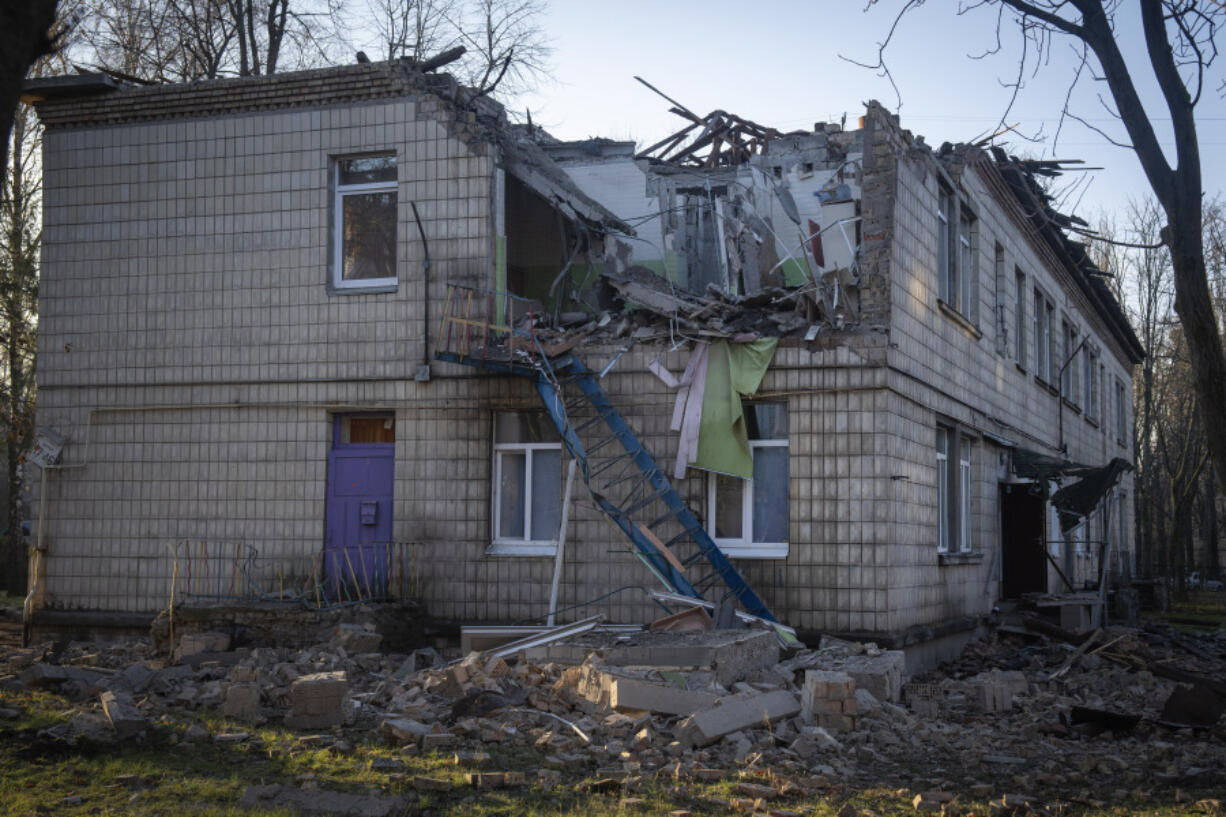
(437, 284, 544, 366)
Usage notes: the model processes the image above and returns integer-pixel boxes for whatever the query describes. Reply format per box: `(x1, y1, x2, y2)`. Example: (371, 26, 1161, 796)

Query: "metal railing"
(437, 284, 547, 367)
(168, 540, 421, 610)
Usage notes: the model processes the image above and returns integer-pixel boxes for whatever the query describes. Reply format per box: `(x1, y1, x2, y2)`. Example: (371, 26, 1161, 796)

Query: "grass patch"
(1146, 590, 1226, 632)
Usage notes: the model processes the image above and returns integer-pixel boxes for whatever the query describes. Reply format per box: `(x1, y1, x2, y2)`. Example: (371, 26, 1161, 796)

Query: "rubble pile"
(2, 614, 1225, 809)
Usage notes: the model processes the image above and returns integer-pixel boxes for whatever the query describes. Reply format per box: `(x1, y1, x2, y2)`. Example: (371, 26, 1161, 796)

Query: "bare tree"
(447, 0, 551, 98)
(76, 0, 346, 81)
(364, 0, 458, 62)
(865, 1, 1226, 496)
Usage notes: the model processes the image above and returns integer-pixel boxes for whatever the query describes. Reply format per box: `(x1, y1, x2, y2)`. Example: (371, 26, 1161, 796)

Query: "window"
(937, 187, 953, 304)
(994, 243, 1008, 356)
(707, 404, 789, 558)
(937, 184, 977, 319)
(1114, 377, 1127, 444)
(332, 154, 398, 290)
(958, 207, 975, 313)
(1014, 269, 1026, 367)
(1033, 288, 1054, 383)
(1060, 321, 1080, 404)
(1083, 345, 1100, 422)
(936, 425, 974, 554)
(491, 412, 562, 555)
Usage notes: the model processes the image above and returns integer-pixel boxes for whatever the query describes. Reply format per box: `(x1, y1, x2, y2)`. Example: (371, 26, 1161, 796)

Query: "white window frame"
(936, 184, 977, 321)
(937, 425, 974, 554)
(706, 413, 789, 559)
(959, 436, 973, 553)
(332, 154, 398, 291)
(957, 206, 975, 316)
(937, 427, 950, 553)
(1033, 288, 1053, 384)
(490, 437, 562, 557)
(937, 186, 953, 305)
(1115, 377, 1127, 444)
(1014, 269, 1026, 368)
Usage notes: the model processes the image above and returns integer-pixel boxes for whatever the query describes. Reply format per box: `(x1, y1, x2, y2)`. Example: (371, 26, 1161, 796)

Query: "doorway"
(1000, 482, 1046, 598)
(325, 414, 395, 600)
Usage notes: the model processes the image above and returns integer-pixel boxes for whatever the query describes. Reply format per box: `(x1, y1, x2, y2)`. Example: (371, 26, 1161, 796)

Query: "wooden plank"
(673, 343, 709, 479)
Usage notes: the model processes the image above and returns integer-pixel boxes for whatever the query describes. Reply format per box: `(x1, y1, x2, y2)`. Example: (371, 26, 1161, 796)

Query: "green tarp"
(692, 338, 778, 479)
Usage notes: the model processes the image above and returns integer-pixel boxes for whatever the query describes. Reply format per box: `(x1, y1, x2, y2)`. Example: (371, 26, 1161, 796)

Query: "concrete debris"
(801, 670, 857, 732)
(6, 609, 1226, 806)
(331, 623, 383, 654)
(220, 682, 263, 722)
(99, 690, 147, 738)
(175, 631, 231, 662)
(285, 671, 348, 730)
(677, 690, 801, 747)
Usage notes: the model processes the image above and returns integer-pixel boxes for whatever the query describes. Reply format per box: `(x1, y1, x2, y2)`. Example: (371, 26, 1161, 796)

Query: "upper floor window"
(707, 403, 789, 559)
(1061, 320, 1079, 404)
(1114, 377, 1127, 444)
(1014, 269, 1026, 367)
(1033, 288, 1054, 384)
(994, 243, 1008, 356)
(1084, 345, 1101, 422)
(937, 184, 977, 320)
(333, 154, 398, 291)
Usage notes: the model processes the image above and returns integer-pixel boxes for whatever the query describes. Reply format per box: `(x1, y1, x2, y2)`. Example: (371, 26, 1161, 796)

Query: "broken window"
(707, 403, 788, 559)
(333, 154, 398, 290)
(937, 425, 974, 554)
(491, 412, 562, 555)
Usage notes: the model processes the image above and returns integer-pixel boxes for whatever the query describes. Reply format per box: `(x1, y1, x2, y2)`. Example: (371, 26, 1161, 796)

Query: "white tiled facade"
(30, 67, 1137, 646)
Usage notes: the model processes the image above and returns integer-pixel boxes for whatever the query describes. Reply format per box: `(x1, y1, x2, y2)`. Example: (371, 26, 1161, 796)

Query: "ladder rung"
(590, 452, 633, 481)
(647, 510, 677, 530)
(623, 489, 665, 518)
(586, 435, 621, 456)
(574, 415, 607, 434)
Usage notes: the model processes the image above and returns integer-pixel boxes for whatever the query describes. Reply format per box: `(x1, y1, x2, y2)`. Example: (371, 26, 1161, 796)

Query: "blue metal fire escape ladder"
(434, 285, 777, 623)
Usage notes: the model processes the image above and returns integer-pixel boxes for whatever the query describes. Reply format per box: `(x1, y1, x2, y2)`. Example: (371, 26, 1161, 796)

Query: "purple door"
(325, 415, 395, 601)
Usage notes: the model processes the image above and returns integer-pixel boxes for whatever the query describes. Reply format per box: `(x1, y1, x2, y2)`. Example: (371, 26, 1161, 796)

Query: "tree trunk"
(0, 0, 57, 175)
(1206, 471, 1220, 579)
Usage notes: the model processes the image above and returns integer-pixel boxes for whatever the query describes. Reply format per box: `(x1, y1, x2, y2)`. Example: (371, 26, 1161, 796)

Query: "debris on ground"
(3, 604, 1225, 811)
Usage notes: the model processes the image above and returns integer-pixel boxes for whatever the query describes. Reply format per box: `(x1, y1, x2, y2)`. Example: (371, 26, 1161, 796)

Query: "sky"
(511, 0, 1226, 236)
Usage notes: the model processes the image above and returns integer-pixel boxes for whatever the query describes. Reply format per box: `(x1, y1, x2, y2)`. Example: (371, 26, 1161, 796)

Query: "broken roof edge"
(966, 150, 1145, 365)
(500, 133, 636, 236)
(22, 58, 507, 133)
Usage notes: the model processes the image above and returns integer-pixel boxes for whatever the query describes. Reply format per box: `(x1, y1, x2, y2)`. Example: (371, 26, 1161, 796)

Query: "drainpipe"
(1056, 335, 1088, 454)
(411, 201, 432, 381)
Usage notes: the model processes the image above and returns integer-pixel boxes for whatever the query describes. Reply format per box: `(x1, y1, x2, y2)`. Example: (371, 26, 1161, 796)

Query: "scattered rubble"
(2, 607, 1225, 812)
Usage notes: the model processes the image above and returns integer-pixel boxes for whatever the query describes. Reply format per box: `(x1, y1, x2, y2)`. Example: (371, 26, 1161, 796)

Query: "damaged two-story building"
(23, 58, 1142, 665)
